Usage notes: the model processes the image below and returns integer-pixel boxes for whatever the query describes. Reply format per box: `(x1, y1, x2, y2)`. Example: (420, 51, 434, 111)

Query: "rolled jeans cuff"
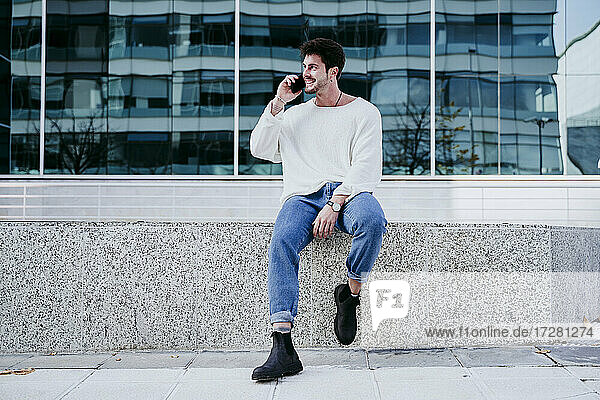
(348, 270, 369, 285)
(270, 310, 294, 327)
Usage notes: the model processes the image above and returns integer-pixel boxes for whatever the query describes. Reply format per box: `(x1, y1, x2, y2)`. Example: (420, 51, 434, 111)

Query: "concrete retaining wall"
(1, 222, 599, 352)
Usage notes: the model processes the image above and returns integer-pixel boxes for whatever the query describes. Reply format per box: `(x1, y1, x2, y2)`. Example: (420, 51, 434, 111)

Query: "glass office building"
(2, 0, 600, 177)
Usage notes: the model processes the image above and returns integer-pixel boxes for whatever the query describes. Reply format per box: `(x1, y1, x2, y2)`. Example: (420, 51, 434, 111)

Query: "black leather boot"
(334, 283, 360, 345)
(251, 331, 303, 381)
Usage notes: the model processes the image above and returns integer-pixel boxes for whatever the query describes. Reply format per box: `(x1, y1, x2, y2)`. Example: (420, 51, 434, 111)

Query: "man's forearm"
(270, 97, 285, 116)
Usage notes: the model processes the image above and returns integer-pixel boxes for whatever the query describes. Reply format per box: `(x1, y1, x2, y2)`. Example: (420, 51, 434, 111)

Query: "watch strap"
(326, 200, 342, 212)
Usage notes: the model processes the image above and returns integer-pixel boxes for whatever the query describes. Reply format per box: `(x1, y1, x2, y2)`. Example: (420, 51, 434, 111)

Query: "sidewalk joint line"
(369, 369, 382, 400)
(164, 369, 189, 400)
(56, 369, 96, 400)
(534, 345, 560, 365)
(449, 348, 467, 368)
(268, 378, 278, 400)
(553, 391, 600, 400)
(183, 352, 199, 369)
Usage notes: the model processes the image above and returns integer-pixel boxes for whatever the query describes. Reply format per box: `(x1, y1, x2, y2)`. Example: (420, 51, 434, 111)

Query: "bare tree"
(435, 95, 480, 175)
(385, 88, 480, 175)
(44, 113, 112, 174)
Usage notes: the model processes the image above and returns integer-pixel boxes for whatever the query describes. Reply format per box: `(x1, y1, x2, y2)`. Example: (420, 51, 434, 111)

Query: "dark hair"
(299, 38, 346, 80)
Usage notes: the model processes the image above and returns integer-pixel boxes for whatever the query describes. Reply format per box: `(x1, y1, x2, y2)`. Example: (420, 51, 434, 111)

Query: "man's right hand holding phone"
(271, 75, 304, 116)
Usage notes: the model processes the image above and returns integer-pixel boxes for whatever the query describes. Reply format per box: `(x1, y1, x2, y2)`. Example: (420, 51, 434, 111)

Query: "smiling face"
(302, 54, 338, 94)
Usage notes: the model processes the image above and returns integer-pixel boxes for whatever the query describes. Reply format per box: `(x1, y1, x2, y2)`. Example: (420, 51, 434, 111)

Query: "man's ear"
(329, 66, 339, 81)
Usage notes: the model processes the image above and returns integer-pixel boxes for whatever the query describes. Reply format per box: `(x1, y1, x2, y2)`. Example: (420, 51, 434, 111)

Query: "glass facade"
(1, 0, 600, 175)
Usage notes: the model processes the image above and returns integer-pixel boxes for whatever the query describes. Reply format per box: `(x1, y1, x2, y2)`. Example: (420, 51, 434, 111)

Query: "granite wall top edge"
(0, 221, 598, 231)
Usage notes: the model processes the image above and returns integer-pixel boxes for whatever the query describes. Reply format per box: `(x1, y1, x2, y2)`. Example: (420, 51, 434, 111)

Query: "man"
(249, 38, 388, 381)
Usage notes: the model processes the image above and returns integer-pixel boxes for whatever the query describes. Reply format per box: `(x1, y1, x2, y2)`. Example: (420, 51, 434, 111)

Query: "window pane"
(42, 0, 234, 175)
(565, 76, 600, 175)
(239, 0, 302, 175)
(240, 0, 431, 176)
(45, 0, 108, 174)
(499, 74, 561, 175)
(436, 0, 498, 175)
(562, 0, 600, 174)
(370, 1, 431, 175)
(4, 1, 41, 174)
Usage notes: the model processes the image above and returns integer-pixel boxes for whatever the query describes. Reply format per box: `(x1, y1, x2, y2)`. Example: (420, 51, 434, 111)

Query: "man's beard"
(304, 76, 329, 94)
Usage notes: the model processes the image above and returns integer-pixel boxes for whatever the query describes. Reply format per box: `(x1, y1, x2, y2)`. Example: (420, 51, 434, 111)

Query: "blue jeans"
(268, 181, 388, 326)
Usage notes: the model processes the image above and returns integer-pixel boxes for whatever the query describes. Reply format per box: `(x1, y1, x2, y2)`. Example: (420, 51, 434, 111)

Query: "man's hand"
(277, 75, 303, 103)
(312, 195, 347, 239)
(312, 206, 339, 239)
(271, 75, 303, 116)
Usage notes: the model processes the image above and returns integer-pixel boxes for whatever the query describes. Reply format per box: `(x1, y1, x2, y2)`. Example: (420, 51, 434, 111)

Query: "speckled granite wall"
(0, 222, 599, 353)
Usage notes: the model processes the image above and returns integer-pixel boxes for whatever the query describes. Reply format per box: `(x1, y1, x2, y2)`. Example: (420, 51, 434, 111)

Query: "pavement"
(2, 345, 600, 399)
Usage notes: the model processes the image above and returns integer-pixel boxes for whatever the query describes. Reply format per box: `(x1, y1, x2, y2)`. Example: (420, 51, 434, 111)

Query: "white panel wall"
(0, 179, 599, 226)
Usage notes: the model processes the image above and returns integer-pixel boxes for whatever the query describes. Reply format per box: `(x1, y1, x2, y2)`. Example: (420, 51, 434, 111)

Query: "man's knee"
(269, 231, 294, 258)
(355, 212, 387, 235)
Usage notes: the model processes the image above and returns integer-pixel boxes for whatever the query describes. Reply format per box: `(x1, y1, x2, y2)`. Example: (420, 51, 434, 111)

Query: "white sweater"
(250, 96, 383, 207)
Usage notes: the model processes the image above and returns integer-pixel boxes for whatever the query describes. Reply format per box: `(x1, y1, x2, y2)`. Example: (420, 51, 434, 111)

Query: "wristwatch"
(326, 200, 342, 212)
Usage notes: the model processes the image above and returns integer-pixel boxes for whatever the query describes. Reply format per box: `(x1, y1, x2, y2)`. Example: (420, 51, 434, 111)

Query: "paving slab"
(0, 381, 83, 400)
(190, 351, 269, 368)
(367, 348, 460, 368)
(451, 346, 555, 367)
(376, 377, 486, 400)
(567, 366, 600, 380)
(277, 366, 372, 383)
(85, 368, 184, 383)
(62, 381, 178, 400)
(470, 366, 595, 400)
(10, 353, 112, 369)
(273, 367, 375, 400)
(581, 381, 600, 396)
(478, 377, 594, 400)
(469, 366, 571, 379)
(541, 346, 600, 366)
(295, 349, 366, 368)
(0, 354, 33, 369)
(374, 366, 470, 381)
(99, 351, 197, 369)
(182, 367, 255, 381)
(0, 368, 93, 383)
(170, 380, 274, 400)
(562, 394, 600, 400)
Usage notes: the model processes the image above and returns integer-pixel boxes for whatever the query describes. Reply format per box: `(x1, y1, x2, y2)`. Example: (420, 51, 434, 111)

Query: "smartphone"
(290, 76, 306, 93)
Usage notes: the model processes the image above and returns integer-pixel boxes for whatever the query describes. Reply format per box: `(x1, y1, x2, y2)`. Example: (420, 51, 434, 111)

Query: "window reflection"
(564, 76, 600, 175)
(107, 132, 171, 174)
(44, 74, 108, 174)
(435, 73, 498, 175)
(499, 74, 561, 175)
(173, 131, 234, 174)
(6, 1, 41, 174)
(173, 14, 234, 58)
(239, 0, 303, 175)
(109, 15, 170, 62)
(562, 0, 600, 174)
(240, 0, 432, 175)
(44, 0, 108, 174)
(368, 3, 431, 175)
(38, 0, 234, 174)
(46, 1, 108, 75)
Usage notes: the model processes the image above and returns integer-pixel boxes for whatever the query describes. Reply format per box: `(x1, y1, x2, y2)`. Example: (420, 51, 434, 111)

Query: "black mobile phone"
(290, 76, 306, 93)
